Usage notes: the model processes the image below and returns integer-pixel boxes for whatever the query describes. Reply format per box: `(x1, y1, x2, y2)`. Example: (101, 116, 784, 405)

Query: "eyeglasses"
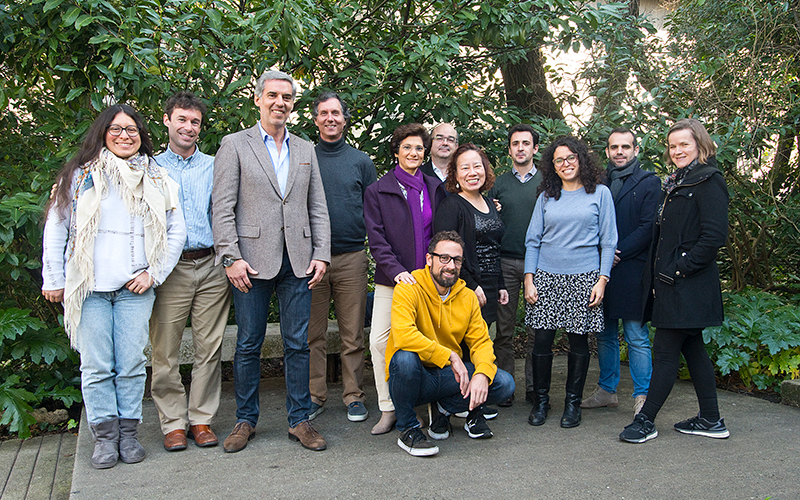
(433, 134, 457, 144)
(401, 144, 425, 153)
(107, 125, 140, 137)
(430, 252, 463, 266)
(553, 154, 577, 168)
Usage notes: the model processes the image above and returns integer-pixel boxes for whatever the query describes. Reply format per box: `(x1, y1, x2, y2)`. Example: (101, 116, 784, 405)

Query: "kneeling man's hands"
(450, 351, 470, 396)
(467, 373, 489, 410)
(450, 351, 490, 410)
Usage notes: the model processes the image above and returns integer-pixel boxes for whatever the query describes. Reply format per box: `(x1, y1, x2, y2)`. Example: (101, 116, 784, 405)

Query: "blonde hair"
(664, 118, 717, 166)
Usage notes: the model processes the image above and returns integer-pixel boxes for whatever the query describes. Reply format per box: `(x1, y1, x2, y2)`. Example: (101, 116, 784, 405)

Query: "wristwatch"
(222, 256, 238, 268)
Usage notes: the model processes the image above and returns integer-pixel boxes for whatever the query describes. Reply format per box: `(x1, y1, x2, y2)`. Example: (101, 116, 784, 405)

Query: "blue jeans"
(388, 350, 515, 431)
(77, 287, 155, 425)
(231, 250, 312, 427)
(597, 319, 652, 397)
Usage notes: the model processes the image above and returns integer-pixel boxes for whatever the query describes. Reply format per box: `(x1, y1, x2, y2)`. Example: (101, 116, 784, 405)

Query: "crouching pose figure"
(386, 230, 515, 457)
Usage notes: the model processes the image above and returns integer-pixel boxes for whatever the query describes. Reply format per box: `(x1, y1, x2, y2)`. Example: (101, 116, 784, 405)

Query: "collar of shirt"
(258, 122, 290, 150)
(258, 122, 291, 197)
(431, 164, 446, 182)
(161, 144, 201, 167)
(512, 165, 537, 183)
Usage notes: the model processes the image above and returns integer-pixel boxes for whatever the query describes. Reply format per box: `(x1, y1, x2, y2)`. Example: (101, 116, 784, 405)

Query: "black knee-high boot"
(528, 353, 553, 426)
(561, 352, 590, 428)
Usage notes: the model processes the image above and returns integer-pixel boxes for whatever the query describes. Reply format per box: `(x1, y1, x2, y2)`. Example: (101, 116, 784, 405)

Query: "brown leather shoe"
(223, 422, 255, 453)
(188, 424, 219, 447)
(288, 421, 327, 451)
(164, 429, 187, 451)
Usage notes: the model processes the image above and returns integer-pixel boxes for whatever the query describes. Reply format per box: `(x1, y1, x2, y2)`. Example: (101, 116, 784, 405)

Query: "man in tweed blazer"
(212, 70, 331, 453)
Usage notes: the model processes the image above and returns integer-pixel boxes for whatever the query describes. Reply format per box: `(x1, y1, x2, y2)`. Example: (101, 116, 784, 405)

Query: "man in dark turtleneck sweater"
(581, 128, 660, 417)
(307, 92, 377, 423)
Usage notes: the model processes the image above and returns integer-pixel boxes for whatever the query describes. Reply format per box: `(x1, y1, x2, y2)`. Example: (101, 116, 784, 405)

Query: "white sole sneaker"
(397, 438, 439, 456)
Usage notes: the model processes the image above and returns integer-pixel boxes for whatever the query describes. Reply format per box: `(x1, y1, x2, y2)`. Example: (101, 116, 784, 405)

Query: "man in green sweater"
(486, 124, 543, 407)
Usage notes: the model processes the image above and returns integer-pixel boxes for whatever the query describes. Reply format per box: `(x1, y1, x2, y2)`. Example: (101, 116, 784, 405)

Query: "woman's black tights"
(532, 329, 589, 356)
(640, 328, 720, 422)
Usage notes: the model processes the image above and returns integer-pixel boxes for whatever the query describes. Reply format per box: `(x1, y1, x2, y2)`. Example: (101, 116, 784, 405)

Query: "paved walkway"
(0, 433, 76, 500)
(65, 356, 800, 499)
(8, 357, 799, 500)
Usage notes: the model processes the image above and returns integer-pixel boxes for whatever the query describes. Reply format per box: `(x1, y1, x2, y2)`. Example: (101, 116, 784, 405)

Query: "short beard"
(432, 270, 458, 290)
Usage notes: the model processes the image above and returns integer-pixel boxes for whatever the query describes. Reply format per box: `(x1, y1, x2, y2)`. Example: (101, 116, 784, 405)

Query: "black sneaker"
(397, 427, 439, 457)
(482, 406, 498, 420)
(463, 407, 493, 439)
(619, 413, 658, 443)
(673, 414, 730, 439)
(427, 403, 452, 440)
(456, 406, 498, 420)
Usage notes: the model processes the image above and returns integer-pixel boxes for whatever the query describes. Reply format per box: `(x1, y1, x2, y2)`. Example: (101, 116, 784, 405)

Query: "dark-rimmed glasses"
(430, 252, 463, 266)
(553, 154, 577, 168)
(107, 125, 140, 137)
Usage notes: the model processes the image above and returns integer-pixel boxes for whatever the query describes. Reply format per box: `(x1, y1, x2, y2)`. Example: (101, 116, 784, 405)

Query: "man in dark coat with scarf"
(581, 128, 660, 416)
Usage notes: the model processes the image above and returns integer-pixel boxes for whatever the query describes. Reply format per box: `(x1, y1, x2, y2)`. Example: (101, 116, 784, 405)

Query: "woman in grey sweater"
(524, 136, 617, 429)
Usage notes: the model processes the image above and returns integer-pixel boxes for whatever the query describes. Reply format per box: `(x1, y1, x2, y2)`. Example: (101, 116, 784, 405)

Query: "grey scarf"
(608, 157, 640, 201)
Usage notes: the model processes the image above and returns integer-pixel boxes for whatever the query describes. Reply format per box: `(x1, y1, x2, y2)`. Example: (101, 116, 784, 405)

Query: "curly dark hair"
(390, 123, 431, 157)
(444, 143, 496, 194)
(537, 135, 604, 200)
(46, 104, 153, 217)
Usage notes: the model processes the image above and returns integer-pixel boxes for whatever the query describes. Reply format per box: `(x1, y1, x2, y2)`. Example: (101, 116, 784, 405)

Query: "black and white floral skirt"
(524, 269, 604, 335)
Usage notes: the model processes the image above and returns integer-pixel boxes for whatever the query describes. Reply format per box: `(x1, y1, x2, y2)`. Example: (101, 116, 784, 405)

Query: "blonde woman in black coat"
(620, 119, 730, 444)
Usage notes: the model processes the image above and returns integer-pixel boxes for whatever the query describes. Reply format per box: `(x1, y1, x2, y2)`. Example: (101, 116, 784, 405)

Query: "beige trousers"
(149, 254, 231, 434)
(369, 284, 395, 412)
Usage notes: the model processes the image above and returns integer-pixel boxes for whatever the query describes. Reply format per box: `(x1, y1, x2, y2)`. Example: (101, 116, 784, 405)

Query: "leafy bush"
(0, 308, 81, 439)
(704, 290, 800, 393)
(0, 160, 81, 438)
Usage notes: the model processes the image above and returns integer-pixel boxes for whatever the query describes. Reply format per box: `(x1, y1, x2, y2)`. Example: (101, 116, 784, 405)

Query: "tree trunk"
(500, 48, 564, 120)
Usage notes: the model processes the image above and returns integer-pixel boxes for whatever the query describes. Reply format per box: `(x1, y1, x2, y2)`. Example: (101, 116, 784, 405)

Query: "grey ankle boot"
(118, 419, 146, 464)
(89, 418, 119, 469)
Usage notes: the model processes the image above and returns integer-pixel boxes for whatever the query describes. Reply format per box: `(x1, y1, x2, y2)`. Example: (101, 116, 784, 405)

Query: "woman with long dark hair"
(42, 104, 186, 468)
(620, 119, 729, 443)
(524, 136, 617, 429)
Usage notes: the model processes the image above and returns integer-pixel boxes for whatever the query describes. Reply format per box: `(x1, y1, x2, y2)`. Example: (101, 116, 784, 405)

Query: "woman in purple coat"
(364, 123, 446, 435)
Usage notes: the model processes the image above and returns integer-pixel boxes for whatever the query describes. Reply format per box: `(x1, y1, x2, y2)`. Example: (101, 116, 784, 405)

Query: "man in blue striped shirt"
(150, 91, 232, 452)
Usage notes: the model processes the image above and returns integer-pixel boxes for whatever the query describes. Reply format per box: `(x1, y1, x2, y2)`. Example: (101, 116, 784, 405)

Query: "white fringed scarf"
(63, 148, 179, 347)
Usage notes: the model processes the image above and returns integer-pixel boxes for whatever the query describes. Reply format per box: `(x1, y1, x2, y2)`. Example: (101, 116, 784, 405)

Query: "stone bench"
(144, 320, 352, 365)
(781, 378, 800, 408)
(143, 320, 369, 393)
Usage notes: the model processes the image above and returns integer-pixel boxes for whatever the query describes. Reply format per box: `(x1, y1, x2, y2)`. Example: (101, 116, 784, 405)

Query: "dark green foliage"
(704, 291, 800, 393)
(0, 308, 79, 438)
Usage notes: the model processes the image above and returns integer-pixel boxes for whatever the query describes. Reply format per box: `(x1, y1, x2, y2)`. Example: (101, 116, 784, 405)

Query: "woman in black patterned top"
(434, 143, 508, 326)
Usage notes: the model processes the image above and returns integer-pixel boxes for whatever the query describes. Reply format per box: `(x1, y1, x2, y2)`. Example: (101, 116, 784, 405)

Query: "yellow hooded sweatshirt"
(385, 266, 498, 383)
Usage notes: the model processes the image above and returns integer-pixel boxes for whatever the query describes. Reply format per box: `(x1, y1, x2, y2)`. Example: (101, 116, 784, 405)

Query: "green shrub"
(0, 308, 80, 438)
(0, 168, 81, 438)
(704, 290, 800, 393)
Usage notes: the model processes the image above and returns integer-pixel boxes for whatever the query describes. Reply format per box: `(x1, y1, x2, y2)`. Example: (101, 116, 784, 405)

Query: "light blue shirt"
(155, 145, 214, 251)
(512, 165, 537, 183)
(258, 122, 291, 197)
